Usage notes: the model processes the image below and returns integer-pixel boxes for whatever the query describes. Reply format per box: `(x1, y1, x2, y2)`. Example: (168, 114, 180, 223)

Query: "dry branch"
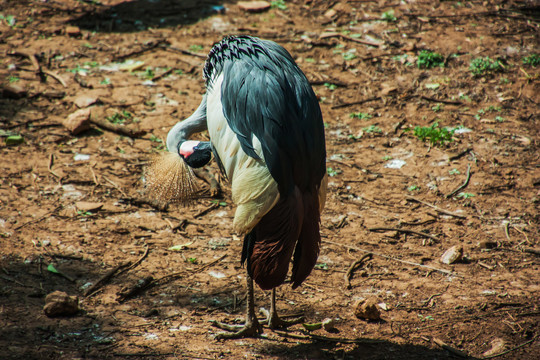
(406, 196, 467, 219)
(89, 117, 146, 138)
(323, 240, 456, 276)
(368, 227, 439, 242)
(446, 164, 472, 198)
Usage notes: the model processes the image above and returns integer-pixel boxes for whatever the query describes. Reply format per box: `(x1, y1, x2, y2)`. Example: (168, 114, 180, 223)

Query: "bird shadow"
(70, 0, 234, 33)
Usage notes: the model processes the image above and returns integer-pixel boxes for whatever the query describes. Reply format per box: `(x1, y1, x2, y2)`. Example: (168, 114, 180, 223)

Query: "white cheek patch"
(179, 140, 200, 157)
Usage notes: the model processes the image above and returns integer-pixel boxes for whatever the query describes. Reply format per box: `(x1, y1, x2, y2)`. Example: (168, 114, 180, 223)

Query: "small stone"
(238, 1, 270, 12)
(324, 9, 337, 18)
(354, 298, 381, 321)
(65, 25, 81, 37)
(2, 84, 27, 99)
(482, 338, 506, 357)
(63, 108, 91, 135)
(477, 240, 497, 250)
(440, 245, 463, 264)
(75, 201, 104, 212)
(74, 94, 99, 108)
(44, 290, 79, 317)
(322, 318, 336, 331)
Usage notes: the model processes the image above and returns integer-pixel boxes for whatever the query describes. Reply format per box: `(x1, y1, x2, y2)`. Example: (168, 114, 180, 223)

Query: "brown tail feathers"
(241, 186, 321, 290)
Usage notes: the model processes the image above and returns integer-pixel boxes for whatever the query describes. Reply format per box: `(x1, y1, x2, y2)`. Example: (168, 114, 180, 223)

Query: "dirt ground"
(1, 0, 539, 359)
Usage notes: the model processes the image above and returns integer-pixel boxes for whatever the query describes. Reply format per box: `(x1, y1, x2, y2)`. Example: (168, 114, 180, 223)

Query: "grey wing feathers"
(219, 37, 325, 194)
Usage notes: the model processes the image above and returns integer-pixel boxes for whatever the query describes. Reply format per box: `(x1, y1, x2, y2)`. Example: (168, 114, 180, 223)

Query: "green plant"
(100, 77, 111, 85)
(470, 57, 504, 76)
(431, 104, 442, 112)
(417, 50, 445, 69)
(0, 14, 16, 27)
(522, 54, 540, 67)
(8, 76, 19, 83)
(314, 263, 328, 270)
(363, 125, 382, 133)
(350, 112, 372, 120)
(211, 200, 228, 207)
(106, 110, 132, 124)
(411, 122, 455, 146)
(327, 167, 341, 177)
(324, 83, 337, 91)
(143, 67, 155, 79)
(449, 169, 460, 175)
(407, 185, 419, 192)
(383, 155, 393, 161)
(271, 0, 287, 10)
(343, 51, 357, 61)
(381, 10, 396, 22)
(457, 192, 475, 199)
(189, 44, 203, 52)
(187, 257, 198, 264)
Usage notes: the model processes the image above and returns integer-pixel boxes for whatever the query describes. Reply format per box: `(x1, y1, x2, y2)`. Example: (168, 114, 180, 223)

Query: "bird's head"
(179, 140, 213, 168)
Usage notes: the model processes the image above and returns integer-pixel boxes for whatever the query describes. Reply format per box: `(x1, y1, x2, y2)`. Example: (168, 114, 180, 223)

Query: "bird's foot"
(260, 308, 305, 329)
(210, 318, 263, 340)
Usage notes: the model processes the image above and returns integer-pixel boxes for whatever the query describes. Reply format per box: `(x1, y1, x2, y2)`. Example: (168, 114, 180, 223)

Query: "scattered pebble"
(75, 201, 104, 212)
(440, 245, 463, 264)
(354, 298, 381, 321)
(73, 94, 99, 108)
(482, 338, 507, 356)
(2, 83, 27, 99)
(238, 1, 270, 12)
(63, 108, 91, 135)
(322, 318, 336, 331)
(74, 153, 91, 161)
(208, 270, 226, 279)
(43, 291, 79, 317)
(65, 25, 81, 37)
(385, 159, 406, 169)
(477, 240, 497, 250)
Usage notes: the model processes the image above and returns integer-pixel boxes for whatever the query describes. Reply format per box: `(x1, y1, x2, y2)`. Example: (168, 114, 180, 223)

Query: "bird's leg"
(261, 288, 305, 329)
(212, 274, 262, 339)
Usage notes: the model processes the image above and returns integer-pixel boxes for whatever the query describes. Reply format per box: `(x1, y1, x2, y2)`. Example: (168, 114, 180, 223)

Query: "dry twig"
(90, 117, 146, 138)
(345, 254, 372, 289)
(368, 227, 439, 242)
(446, 164, 472, 198)
(406, 196, 467, 219)
(323, 240, 455, 276)
(84, 261, 132, 297)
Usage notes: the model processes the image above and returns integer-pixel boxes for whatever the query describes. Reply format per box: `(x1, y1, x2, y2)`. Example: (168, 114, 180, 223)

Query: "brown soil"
(1, 1, 539, 359)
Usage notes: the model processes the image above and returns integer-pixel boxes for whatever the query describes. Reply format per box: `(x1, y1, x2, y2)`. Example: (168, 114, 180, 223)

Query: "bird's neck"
(166, 95, 207, 153)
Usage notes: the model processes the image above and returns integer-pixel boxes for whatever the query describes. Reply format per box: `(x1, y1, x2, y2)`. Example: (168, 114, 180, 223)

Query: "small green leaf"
(168, 242, 193, 251)
(5, 135, 24, 145)
(302, 322, 323, 331)
(47, 263, 60, 274)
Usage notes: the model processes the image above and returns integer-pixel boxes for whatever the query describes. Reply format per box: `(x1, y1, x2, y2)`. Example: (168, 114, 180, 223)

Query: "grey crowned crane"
(165, 35, 327, 338)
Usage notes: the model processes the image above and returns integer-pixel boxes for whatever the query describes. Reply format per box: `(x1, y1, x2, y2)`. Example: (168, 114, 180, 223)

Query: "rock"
(63, 108, 91, 135)
(477, 240, 497, 250)
(440, 245, 463, 264)
(322, 317, 336, 331)
(238, 1, 270, 12)
(2, 84, 27, 99)
(74, 94, 99, 108)
(65, 25, 81, 37)
(324, 9, 337, 18)
(354, 298, 381, 321)
(44, 291, 79, 317)
(75, 201, 104, 212)
(482, 338, 507, 357)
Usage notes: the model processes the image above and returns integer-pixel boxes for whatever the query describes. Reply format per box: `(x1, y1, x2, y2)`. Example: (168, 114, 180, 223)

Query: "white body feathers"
(207, 74, 280, 235)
